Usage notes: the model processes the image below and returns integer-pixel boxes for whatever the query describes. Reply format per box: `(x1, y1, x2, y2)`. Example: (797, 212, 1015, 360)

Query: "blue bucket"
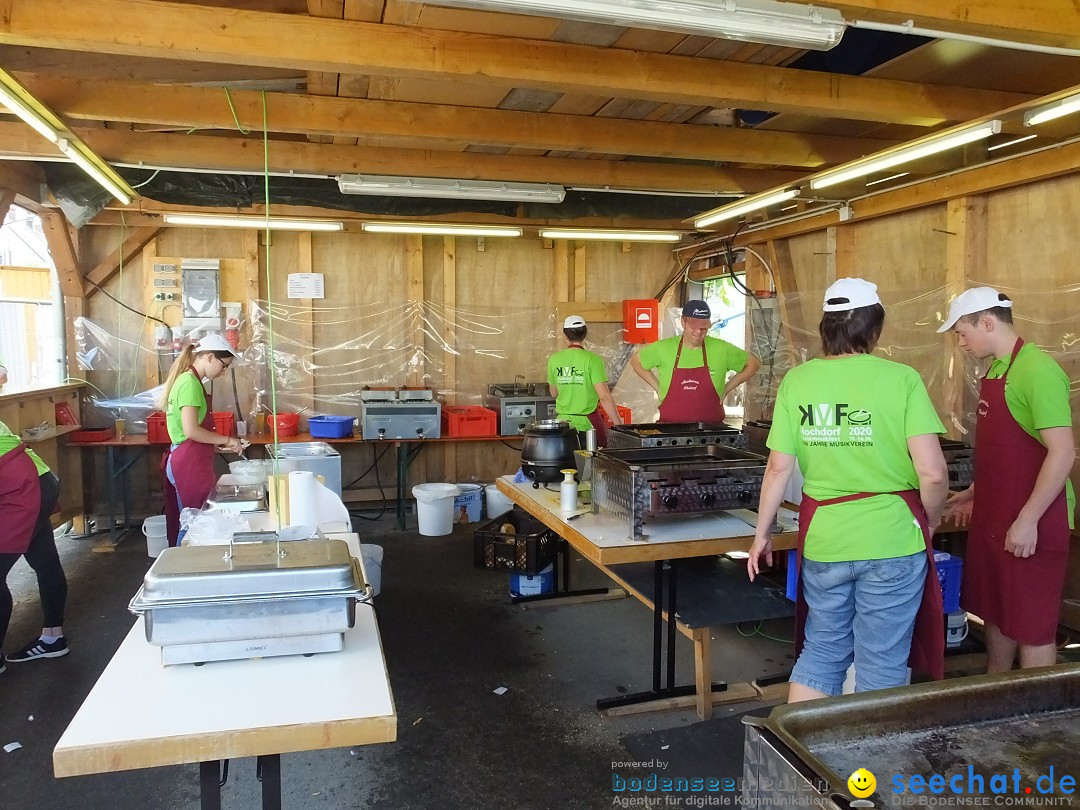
(934, 552, 963, 614)
(453, 483, 483, 523)
(509, 563, 554, 597)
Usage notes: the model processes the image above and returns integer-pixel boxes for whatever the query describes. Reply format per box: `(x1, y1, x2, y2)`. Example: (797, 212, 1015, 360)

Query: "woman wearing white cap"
(938, 288, 1074, 672)
(747, 278, 949, 701)
(157, 334, 244, 546)
(547, 315, 623, 446)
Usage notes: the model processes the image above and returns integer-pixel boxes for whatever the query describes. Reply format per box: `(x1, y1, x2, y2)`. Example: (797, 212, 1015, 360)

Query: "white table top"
(497, 476, 799, 566)
(53, 534, 396, 777)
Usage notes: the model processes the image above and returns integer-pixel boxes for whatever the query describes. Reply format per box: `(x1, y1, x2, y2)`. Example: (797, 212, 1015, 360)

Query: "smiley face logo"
(848, 769, 876, 798)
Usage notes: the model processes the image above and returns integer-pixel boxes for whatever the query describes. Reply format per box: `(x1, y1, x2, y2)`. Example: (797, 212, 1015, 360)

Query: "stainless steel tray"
(593, 444, 766, 469)
(207, 482, 266, 512)
(744, 664, 1080, 805)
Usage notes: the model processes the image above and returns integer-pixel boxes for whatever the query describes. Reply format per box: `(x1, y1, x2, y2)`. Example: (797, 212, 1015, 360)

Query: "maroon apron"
(792, 490, 945, 681)
(0, 443, 42, 554)
(562, 345, 610, 447)
(161, 378, 218, 547)
(964, 339, 1070, 646)
(658, 339, 725, 423)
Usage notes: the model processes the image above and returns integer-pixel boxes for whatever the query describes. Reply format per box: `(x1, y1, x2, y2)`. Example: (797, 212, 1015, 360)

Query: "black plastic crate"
(474, 509, 559, 575)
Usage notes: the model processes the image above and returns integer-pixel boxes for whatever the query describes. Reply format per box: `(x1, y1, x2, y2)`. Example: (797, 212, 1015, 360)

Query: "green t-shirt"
(636, 335, 748, 403)
(768, 354, 944, 562)
(547, 347, 608, 432)
(167, 371, 208, 444)
(985, 342, 1075, 526)
(0, 420, 49, 475)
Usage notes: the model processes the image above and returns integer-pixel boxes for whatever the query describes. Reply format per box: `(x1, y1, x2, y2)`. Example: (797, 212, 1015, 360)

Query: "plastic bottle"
(560, 469, 578, 514)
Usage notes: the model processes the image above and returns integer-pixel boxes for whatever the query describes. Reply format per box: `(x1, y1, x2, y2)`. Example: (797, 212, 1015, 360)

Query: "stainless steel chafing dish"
(206, 481, 266, 512)
(128, 537, 370, 665)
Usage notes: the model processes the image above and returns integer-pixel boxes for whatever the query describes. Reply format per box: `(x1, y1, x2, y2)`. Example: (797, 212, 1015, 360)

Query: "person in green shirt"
(547, 315, 622, 447)
(748, 278, 949, 702)
(0, 419, 69, 668)
(630, 299, 760, 423)
(938, 287, 1075, 672)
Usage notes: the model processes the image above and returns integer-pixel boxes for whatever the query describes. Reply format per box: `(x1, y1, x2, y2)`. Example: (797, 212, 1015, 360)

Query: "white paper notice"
(287, 273, 324, 299)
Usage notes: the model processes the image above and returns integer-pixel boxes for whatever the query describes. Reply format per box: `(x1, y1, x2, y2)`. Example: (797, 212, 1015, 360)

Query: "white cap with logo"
(563, 315, 586, 329)
(822, 278, 881, 312)
(937, 287, 1012, 333)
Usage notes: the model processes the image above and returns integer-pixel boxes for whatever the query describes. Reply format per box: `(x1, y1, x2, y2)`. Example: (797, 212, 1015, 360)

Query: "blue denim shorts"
(790, 551, 927, 696)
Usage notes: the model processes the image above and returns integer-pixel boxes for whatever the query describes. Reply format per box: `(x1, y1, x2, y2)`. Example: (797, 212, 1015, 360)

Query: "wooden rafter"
(39, 212, 82, 298)
(0, 123, 803, 194)
(20, 75, 897, 168)
(0, 0, 1030, 125)
(784, 1, 1080, 50)
(82, 226, 163, 298)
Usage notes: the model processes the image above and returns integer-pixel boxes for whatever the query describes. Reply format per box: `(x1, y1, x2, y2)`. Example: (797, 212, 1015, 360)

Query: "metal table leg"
(199, 761, 223, 810)
(509, 538, 618, 605)
(256, 754, 282, 810)
(396, 442, 426, 530)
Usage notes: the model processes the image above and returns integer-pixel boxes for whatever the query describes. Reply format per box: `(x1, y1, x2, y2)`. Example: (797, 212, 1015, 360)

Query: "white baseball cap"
(822, 278, 881, 312)
(563, 315, 586, 329)
(937, 287, 1012, 333)
(194, 333, 241, 361)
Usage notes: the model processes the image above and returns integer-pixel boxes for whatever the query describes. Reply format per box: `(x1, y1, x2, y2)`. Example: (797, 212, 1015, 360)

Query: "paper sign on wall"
(287, 273, 324, 299)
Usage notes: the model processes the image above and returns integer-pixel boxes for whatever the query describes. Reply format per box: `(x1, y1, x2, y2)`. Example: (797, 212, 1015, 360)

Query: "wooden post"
(572, 242, 587, 303)
(825, 225, 854, 285)
(553, 240, 570, 304)
(943, 197, 984, 437)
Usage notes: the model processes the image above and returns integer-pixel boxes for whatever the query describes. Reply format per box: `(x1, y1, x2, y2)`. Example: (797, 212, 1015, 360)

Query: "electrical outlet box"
(153, 277, 177, 287)
(153, 263, 177, 274)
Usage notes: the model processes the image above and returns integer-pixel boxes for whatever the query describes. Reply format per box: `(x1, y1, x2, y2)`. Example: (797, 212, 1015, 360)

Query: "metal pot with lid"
(520, 419, 578, 486)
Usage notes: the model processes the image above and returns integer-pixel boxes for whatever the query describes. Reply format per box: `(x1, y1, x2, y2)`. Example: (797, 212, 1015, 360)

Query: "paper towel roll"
(288, 470, 318, 528)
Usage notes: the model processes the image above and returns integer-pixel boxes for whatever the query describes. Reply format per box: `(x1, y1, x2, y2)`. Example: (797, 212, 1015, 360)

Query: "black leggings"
(0, 472, 66, 649)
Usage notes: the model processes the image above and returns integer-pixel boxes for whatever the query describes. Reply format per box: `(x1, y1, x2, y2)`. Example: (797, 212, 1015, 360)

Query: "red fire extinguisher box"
(622, 299, 659, 344)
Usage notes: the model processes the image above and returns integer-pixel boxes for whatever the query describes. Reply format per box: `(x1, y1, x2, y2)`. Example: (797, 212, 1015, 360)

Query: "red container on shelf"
(212, 412, 236, 437)
(146, 411, 171, 444)
(270, 412, 299, 439)
(68, 427, 115, 443)
(441, 405, 498, 437)
(600, 405, 632, 427)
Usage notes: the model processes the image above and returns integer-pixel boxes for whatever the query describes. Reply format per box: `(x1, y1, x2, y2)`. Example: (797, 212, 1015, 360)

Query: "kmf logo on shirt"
(554, 364, 585, 385)
(798, 403, 874, 446)
(798, 403, 872, 426)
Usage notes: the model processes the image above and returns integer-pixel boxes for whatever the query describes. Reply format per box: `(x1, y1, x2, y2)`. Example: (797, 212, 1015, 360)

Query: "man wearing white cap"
(749, 278, 949, 700)
(630, 299, 761, 423)
(938, 287, 1074, 672)
(547, 315, 622, 447)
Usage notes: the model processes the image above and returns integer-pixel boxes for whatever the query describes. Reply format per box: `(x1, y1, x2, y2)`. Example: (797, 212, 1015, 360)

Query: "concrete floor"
(0, 512, 795, 810)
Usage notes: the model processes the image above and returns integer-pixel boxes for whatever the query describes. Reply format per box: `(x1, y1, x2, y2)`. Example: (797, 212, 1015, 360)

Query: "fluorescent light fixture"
(693, 188, 799, 229)
(361, 222, 523, 237)
(1024, 92, 1080, 126)
(865, 172, 909, 187)
(810, 121, 1001, 190)
(987, 134, 1037, 152)
(57, 140, 132, 205)
(338, 174, 565, 203)
(539, 228, 682, 242)
(409, 0, 846, 50)
(0, 79, 60, 144)
(163, 214, 344, 231)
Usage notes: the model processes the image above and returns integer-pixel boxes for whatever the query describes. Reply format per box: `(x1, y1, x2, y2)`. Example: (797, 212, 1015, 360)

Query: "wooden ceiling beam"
(20, 75, 896, 168)
(785, 1, 1080, 50)
(0, 160, 47, 210)
(0, 0, 1029, 126)
(0, 123, 802, 194)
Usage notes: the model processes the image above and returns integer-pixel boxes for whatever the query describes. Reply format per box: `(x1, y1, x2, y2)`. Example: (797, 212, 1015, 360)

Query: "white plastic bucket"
(454, 483, 483, 523)
(485, 484, 514, 520)
(411, 483, 460, 536)
(142, 515, 168, 558)
(361, 544, 383, 596)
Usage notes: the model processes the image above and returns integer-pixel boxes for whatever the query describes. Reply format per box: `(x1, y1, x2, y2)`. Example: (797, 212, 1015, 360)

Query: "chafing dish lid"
(134, 538, 361, 604)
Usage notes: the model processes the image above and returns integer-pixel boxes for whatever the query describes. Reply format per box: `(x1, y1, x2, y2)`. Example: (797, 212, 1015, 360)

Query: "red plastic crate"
(212, 412, 236, 437)
(599, 405, 632, 427)
(441, 405, 498, 437)
(146, 411, 171, 444)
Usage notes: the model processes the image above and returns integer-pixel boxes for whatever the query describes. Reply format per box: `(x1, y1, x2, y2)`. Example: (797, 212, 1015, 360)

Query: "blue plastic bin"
(934, 552, 963, 614)
(308, 415, 355, 439)
(785, 549, 798, 601)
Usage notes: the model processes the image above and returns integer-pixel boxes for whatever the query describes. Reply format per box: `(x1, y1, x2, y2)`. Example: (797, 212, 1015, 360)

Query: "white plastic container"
(485, 484, 514, 519)
(453, 483, 483, 522)
(412, 483, 461, 536)
(142, 515, 169, 558)
(360, 544, 383, 596)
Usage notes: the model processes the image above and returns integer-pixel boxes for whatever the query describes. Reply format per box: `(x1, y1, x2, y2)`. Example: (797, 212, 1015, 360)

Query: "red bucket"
(270, 412, 299, 438)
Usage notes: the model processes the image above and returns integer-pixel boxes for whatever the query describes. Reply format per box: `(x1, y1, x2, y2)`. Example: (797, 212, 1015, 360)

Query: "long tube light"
(408, 0, 846, 50)
(361, 222, 523, 237)
(539, 228, 682, 243)
(1024, 92, 1080, 127)
(339, 174, 565, 203)
(163, 214, 344, 231)
(0, 68, 135, 205)
(810, 121, 1001, 191)
(693, 188, 799, 229)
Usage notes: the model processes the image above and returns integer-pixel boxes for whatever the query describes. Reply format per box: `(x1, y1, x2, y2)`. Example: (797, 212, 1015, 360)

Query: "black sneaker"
(0, 655, 6, 674)
(7, 636, 69, 662)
